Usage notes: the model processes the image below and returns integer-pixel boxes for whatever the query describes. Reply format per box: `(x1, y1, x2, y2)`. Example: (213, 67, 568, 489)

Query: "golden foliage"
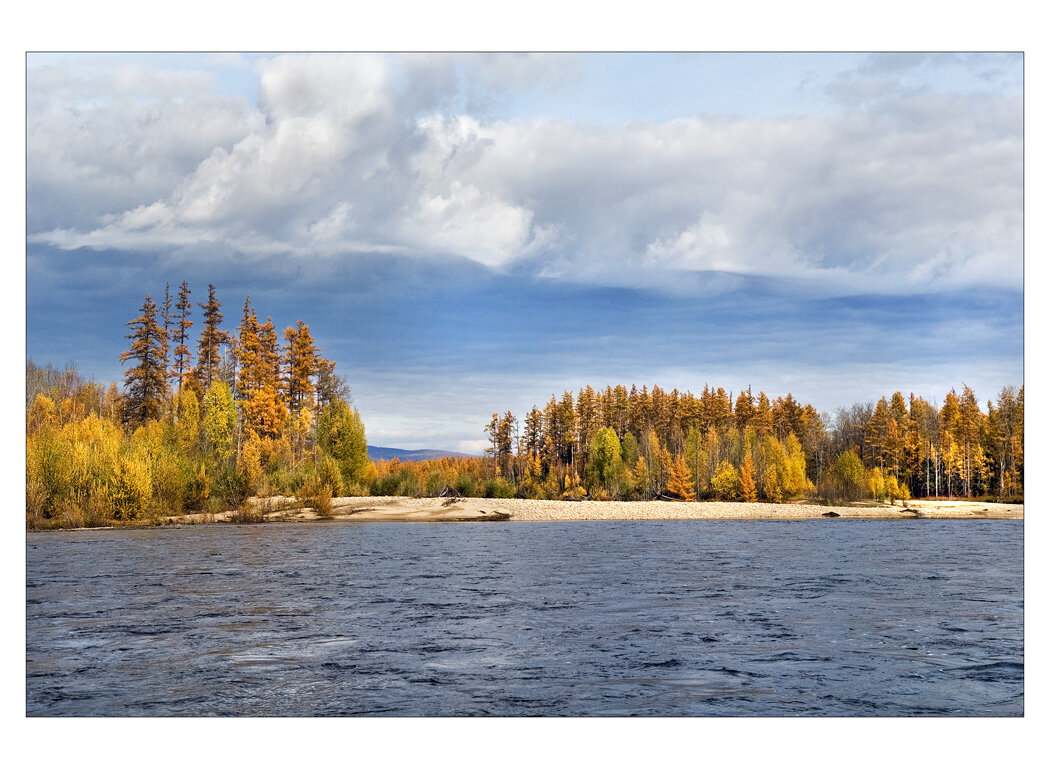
(667, 455, 695, 501)
(740, 452, 758, 503)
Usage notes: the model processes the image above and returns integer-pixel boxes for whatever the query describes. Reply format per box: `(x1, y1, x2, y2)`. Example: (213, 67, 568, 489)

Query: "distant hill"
(367, 445, 477, 462)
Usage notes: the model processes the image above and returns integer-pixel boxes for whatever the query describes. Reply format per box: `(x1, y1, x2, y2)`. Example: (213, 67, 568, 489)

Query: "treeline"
(26, 282, 370, 529)
(461, 383, 1021, 503)
(25, 288, 1024, 528)
(364, 382, 1021, 505)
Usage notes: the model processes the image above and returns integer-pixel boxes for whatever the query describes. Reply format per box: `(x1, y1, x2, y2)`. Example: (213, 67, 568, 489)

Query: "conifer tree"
(740, 450, 758, 502)
(196, 284, 228, 391)
(235, 297, 262, 397)
(317, 398, 369, 491)
(120, 295, 168, 426)
(160, 283, 173, 381)
(316, 357, 351, 408)
(258, 317, 282, 389)
(667, 455, 695, 501)
(171, 281, 194, 393)
(734, 388, 755, 431)
(283, 320, 319, 414)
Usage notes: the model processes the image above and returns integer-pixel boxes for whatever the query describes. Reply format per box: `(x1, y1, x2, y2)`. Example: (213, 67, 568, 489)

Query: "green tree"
(683, 427, 709, 497)
(120, 294, 168, 426)
(826, 449, 867, 502)
(196, 284, 228, 391)
(587, 426, 626, 497)
(317, 398, 369, 491)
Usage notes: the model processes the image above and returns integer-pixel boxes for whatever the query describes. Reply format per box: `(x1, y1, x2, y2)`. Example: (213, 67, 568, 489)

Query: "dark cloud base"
(28, 245, 1022, 416)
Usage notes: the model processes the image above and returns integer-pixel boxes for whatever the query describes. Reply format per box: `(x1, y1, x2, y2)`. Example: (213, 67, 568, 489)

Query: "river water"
(26, 520, 1023, 716)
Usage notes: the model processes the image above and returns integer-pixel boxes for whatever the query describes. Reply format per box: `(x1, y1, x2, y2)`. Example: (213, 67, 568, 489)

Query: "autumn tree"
(235, 298, 286, 442)
(283, 320, 319, 415)
(712, 460, 742, 500)
(667, 455, 695, 501)
(202, 380, 236, 463)
(740, 450, 758, 502)
(120, 295, 168, 426)
(824, 449, 866, 502)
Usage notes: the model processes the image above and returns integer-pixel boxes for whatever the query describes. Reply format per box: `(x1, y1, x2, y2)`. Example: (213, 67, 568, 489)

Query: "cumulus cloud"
(28, 53, 1022, 296)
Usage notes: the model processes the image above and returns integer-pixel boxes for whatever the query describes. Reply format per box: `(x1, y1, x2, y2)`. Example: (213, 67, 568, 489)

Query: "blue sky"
(26, 52, 1023, 453)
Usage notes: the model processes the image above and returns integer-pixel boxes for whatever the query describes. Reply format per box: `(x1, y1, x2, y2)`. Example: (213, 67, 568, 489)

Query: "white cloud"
(29, 54, 1022, 296)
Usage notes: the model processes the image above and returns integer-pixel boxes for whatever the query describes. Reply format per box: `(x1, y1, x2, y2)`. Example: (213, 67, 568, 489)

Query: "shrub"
(110, 456, 152, 520)
(453, 473, 477, 498)
(484, 477, 516, 499)
(316, 454, 343, 497)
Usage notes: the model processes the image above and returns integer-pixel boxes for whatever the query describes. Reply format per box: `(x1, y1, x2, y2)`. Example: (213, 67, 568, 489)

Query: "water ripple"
(27, 519, 1023, 716)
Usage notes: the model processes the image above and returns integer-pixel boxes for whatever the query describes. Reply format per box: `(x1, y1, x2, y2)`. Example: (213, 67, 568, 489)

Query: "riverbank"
(162, 495, 1023, 525)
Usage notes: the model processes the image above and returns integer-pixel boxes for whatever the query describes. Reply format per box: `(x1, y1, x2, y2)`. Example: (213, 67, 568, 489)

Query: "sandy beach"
(168, 495, 1023, 525)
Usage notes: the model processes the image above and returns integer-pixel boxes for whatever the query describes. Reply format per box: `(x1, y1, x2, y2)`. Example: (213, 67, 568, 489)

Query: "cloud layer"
(28, 53, 1022, 296)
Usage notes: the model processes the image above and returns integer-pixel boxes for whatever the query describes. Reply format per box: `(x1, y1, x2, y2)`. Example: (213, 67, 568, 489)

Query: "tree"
(826, 449, 867, 502)
(316, 357, 351, 408)
(174, 388, 200, 454)
(783, 432, 809, 498)
(202, 380, 236, 463)
(317, 398, 369, 491)
(235, 297, 262, 397)
(120, 295, 168, 426)
(587, 427, 625, 497)
(283, 320, 319, 414)
(485, 411, 516, 479)
(196, 284, 228, 391)
(667, 455, 695, 501)
(683, 427, 708, 497)
(740, 451, 758, 502)
(712, 460, 742, 500)
(171, 281, 194, 393)
(160, 283, 173, 386)
(258, 317, 282, 390)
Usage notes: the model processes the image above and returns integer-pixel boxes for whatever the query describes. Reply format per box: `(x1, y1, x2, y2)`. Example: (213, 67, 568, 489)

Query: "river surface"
(26, 520, 1023, 716)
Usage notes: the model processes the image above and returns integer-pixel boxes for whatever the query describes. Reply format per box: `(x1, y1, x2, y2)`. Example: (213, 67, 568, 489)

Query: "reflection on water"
(27, 520, 1022, 716)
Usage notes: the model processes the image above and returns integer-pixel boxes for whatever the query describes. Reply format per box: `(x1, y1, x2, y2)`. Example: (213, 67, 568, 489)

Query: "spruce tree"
(196, 284, 228, 391)
(120, 294, 168, 426)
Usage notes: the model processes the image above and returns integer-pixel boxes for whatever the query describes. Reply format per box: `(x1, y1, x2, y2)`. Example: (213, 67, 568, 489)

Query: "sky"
(25, 52, 1024, 453)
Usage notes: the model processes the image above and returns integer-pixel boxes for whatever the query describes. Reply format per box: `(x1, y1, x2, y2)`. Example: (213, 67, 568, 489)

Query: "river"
(26, 520, 1023, 716)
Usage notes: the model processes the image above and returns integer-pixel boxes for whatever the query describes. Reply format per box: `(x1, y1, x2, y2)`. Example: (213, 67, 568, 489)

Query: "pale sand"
(168, 496, 1023, 524)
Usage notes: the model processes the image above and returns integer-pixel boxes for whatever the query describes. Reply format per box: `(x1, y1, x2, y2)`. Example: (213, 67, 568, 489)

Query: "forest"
(26, 283, 1023, 529)
(26, 282, 369, 529)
